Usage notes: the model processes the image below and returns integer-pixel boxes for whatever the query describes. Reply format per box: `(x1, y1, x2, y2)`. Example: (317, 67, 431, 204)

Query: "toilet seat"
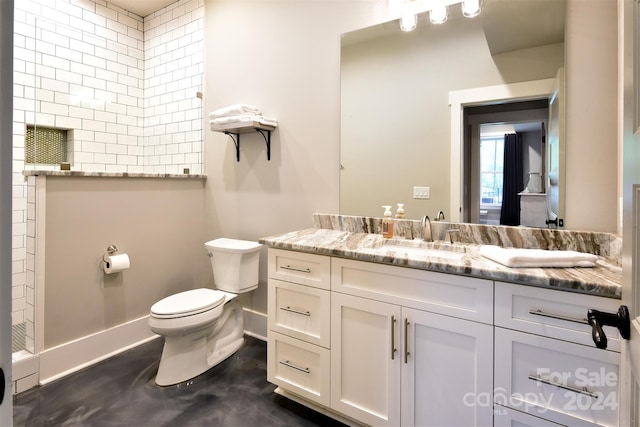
(150, 288, 225, 319)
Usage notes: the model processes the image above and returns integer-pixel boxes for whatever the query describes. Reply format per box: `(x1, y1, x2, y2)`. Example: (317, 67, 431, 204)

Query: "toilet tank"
(204, 238, 262, 293)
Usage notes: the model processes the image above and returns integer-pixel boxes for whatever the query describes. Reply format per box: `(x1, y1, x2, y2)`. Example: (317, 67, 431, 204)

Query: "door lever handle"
(0, 367, 5, 405)
(587, 305, 630, 349)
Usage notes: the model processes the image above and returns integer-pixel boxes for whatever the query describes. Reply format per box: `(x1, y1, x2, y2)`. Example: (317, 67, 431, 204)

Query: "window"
(480, 135, 504, 206)
(25, 126, 68, 165)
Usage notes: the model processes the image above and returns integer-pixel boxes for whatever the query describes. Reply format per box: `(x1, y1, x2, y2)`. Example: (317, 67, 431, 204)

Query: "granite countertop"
(259, 228, 622, 299)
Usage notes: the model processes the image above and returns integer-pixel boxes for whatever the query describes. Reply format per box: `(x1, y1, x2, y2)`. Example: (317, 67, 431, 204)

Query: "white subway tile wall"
(12, 0, 204, 351)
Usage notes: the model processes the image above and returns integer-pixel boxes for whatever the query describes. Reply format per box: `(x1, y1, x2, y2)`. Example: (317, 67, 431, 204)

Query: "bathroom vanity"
(261, 216, 622, 427)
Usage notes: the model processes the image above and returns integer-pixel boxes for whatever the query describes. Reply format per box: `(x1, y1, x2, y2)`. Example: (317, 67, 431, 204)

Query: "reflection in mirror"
(340, 0, 565, 226)
(462, 98, 549, 226)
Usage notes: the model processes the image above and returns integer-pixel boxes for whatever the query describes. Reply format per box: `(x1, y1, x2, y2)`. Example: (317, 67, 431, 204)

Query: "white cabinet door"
(495, 327, 620, 427)
(331, 292, 401, 426)
(401, 307, 494, 427)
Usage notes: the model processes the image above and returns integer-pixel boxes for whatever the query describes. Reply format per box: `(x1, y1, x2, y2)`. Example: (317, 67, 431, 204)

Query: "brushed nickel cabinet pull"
(391, 315, 397, 360)
(279, 360, 311, 374)
(529, 309, 588, 324)
(281, 265, 311, 274)
(404, 318, 410, 364)
(528, 374, 599, 398)
(279, 306, 311, 316)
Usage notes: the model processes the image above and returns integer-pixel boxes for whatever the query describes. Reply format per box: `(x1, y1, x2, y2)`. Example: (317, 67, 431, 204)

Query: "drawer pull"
(279, 360, 310, 374)
(281, 265, 312, 274)
(279, 306, 311, 316)
(528, 374, 599, 398)
(404, 318, 410, 364)
(391, 315, 397, 360)
(529, 309, 588, 324)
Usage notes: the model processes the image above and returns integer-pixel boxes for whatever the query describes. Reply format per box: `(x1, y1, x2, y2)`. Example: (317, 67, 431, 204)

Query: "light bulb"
(430, 6, 448, 24)
(399, 14, 417, 32)
(461, 0, 481, 18)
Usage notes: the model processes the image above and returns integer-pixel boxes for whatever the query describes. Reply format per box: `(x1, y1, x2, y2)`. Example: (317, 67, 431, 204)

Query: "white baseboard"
(37, 308, 267, 386)
(242, 307, 267, 341)
(39, 315, 158, 384)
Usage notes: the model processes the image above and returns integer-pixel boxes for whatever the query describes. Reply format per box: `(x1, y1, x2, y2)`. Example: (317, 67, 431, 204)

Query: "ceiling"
(482, 0, 565, 55)
(107, 0, 176, 17)
(342, 0, 565, 56)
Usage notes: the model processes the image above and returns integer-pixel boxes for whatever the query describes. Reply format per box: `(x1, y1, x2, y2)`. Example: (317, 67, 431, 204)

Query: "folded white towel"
(209, 104, 261, 119)
(257, 116, 278, 127)
(479, 245, 597, 268)
(210, 114, 257, 125)
(209, 115, 278, 132)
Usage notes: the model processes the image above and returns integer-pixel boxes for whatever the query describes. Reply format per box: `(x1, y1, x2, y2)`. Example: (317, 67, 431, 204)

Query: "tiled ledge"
(22, 170, 207, 180)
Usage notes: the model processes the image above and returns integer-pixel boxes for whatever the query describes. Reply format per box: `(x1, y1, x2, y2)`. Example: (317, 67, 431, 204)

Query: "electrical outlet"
(413, 186, 430, 199)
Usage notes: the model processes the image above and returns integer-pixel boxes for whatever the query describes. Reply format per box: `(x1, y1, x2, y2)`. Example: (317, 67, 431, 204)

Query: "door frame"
(449, 78, 557, 223)
(0, 0, 14, 423)
(620, 0, 640, 425)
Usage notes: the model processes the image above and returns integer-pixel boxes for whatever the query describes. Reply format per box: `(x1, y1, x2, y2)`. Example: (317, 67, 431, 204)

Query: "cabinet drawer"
(495, 282, 621, 351)
(268, 249, 330, 290)
(331, 257, 493, 323)
(267, 331, 330, 407)
(268, 278, 330, 348)
(494, 406, 563, 426)
(495, 327, 620, 427)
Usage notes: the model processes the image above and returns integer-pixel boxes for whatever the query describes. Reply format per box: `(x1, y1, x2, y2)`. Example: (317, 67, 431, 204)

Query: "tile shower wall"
(143, 2, 204, 174)
(11, 0, 204, 348)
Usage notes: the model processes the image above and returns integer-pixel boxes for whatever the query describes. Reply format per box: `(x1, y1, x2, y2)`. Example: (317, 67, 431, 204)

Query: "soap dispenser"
(395, 203, 406, 219)
(382, 205, 394, 238)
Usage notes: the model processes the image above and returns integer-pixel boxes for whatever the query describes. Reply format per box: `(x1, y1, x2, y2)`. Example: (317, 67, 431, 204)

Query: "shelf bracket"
(223, 128, 272, 162)
(254, 128, 272, 161)
(224, 132, 241, 162)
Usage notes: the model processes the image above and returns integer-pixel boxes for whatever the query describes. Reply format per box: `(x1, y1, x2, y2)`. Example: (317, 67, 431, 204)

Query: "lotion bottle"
(382, 205, 394, 238)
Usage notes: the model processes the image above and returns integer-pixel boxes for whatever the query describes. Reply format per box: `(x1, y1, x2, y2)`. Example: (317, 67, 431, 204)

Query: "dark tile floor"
(13, 336, 346, 427)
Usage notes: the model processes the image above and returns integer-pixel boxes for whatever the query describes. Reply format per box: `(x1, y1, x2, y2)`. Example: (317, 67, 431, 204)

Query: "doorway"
(462, 100, 549, 225)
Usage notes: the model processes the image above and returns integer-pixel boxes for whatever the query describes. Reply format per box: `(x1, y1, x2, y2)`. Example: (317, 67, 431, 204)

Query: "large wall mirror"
(340, 0, 566, 227)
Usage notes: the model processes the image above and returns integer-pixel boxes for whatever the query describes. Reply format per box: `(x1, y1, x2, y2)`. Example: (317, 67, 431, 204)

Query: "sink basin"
(373, 243, 466, 261)
(383, 238, 469, 251)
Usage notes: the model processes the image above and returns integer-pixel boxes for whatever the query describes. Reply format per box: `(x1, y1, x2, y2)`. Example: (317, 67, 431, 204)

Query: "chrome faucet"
(435, 210, 445, 221)
(421, 215, 432, 242)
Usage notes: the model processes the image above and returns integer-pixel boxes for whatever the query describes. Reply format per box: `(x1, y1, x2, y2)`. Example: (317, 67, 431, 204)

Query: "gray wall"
(564, 0, 618, 232)
(43, 177, 209, 348)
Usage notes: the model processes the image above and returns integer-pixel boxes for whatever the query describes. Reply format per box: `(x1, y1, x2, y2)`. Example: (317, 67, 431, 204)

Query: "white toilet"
(148, 238, 262, 386)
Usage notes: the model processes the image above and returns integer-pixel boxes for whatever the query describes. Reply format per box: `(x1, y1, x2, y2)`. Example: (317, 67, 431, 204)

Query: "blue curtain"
(500, 133, 523, 226)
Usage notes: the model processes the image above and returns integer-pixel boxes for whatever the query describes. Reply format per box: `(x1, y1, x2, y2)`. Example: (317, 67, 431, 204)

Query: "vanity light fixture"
(400, 13, 417, 31)
(461, 0, 481, 18)
(429, 5, 448, 24)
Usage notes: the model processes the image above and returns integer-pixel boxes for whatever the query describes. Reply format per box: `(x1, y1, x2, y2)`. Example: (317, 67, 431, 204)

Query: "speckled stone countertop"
(259, 228, 622, 299)
(22, 170, 207, 179)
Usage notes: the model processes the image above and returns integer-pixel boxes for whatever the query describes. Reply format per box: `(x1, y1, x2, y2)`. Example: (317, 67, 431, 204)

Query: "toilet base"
(154, 299, 244, 386)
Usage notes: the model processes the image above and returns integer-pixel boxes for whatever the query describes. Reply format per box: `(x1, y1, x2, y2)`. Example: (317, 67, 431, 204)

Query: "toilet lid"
(151, 288, 225, 317)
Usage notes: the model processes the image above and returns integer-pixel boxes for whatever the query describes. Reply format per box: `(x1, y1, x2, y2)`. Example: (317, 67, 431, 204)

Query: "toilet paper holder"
(102, 245, 118, 262)
(103, 244, 118, 262)
(101, 244, 130, 274)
